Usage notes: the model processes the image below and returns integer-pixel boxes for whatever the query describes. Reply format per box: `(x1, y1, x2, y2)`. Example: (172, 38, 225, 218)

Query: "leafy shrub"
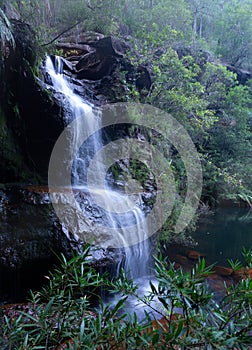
(1, 244, 252, 349)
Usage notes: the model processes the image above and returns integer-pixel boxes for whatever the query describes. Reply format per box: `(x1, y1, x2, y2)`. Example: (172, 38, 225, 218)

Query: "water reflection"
(192, 207, 252, 266)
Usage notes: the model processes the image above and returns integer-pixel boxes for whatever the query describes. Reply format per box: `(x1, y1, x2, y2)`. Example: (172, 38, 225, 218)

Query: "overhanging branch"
(41, 19, 86, 47)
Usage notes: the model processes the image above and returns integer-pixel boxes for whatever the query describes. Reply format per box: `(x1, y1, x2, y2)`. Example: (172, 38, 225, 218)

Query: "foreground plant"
(1, 244, 252, 349)
(0, 245, 152, 350)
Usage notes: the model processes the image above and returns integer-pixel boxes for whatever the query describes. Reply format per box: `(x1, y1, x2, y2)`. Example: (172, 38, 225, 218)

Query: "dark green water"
(191, 207, 252, 266)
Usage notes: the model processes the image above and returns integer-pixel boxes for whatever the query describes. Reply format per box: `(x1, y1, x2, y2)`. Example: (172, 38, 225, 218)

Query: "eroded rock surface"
(0, 186, 121, 303)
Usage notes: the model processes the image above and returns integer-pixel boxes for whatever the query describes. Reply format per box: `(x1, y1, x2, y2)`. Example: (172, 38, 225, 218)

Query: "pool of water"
(190, 207, 252, 266)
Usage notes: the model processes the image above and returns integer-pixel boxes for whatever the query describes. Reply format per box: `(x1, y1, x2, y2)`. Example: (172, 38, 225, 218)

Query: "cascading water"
(45, 56, 152, 280)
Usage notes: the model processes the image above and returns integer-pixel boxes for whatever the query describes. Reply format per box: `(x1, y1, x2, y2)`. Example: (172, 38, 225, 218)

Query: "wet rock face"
(54, 33, 152, 103)
(0, 186, 69, 302)
(0, 187, 74, 269)
(0, 186, 121, 303)
(0, 19, 72, 181)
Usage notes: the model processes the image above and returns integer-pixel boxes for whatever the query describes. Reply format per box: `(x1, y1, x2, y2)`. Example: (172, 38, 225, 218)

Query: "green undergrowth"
(1, 244, 252, 349)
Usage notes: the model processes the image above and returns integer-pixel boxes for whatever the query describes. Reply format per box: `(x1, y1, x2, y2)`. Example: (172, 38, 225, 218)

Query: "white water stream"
(46, 56, 152, 280)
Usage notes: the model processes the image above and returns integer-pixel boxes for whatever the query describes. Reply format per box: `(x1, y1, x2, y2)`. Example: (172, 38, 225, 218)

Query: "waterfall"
(45, 56, 152, 279)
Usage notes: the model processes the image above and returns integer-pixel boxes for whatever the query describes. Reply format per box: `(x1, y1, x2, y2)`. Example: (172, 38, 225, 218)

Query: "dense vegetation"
(1, 244, 252, 349)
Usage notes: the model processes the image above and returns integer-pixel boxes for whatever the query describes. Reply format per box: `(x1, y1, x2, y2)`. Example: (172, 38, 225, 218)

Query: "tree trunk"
(199, 15, 203, 38)
(193, 10, 197, 36)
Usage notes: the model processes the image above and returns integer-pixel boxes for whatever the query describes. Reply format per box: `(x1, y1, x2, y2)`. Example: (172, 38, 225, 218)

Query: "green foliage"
(200, 71, 252, 204)
(213, 0, 252, 69)
(228, 258, 243, 271)
(123, 11, 252, 210)
(128, 36, 251, 205)
(0, 246, 152, 349)
(119, 0, 191, 40)
(2, 245, 252, 348)
(159, 199, 198, 245)
(242, 246, 252, 268)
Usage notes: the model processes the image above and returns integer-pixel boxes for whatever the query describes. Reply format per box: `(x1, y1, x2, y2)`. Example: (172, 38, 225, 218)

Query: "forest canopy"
(1, 0, 252, 70)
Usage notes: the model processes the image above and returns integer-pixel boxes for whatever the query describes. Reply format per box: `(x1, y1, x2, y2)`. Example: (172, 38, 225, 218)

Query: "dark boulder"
(174, 44, 214, 68)
(136, 65, 152, 92)
(75, 36, 128, 81)
(76, 55, 116, 80)
(225, 64, 252, 84)
(75, 51, 100, 72)
(93, 36, 129, 57)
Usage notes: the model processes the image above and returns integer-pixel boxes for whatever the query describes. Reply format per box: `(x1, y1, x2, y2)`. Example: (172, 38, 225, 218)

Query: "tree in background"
(186, 0, 252, 70)
(213, 0, 252, 69)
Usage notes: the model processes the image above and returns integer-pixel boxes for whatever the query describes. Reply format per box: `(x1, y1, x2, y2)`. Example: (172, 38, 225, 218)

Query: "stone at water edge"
(213, 265, 233, 276)
(232, 267, 252, 280)
(186, 250, 206, 260)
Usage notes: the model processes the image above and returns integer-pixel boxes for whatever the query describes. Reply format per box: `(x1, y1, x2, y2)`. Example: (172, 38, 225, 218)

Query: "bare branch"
(41, 19, 86, 47)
